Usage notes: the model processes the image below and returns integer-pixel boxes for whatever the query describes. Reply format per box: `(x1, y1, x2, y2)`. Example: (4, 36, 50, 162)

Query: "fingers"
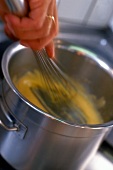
(20, 1, 58, 50)
(4, 0, 53, 31)
(0, 1, 10, 21)
(29, 0, 51, 24)
(45, 3, 58, 58)
(20, 19, 57, 50)
(53, 0, 59, 34)
(3, 0, 59, 57)
(45, 41, 55, 58)
(0, 1, 9, 13)
(5, 15, 53, 40)
(20, 11, 58, 51)
(4, 23, 18, 41)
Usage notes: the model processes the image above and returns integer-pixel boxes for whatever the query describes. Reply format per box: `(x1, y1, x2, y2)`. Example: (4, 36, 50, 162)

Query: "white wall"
(57, 0, 113, 28)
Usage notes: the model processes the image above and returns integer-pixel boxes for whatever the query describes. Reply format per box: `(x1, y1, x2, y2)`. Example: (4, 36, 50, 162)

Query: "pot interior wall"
(7, 41, 113, 124)
(9, 47, 38, 78)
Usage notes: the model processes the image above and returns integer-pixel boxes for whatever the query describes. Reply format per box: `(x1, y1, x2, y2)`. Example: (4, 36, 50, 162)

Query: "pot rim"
(2, 41, 113, 130)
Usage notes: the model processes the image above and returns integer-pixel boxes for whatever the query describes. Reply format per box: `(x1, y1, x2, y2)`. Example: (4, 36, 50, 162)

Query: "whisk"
(33, 49, 73, 102)
(6, 0, 87, 124)
(31, 49, 86, 124)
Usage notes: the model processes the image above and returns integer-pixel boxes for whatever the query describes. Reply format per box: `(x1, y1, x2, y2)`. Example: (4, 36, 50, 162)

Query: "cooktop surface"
(0, 142, 113, 170)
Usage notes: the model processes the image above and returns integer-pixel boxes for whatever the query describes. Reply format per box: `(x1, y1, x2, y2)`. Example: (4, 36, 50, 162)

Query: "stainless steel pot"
(0, 40, 113, 170)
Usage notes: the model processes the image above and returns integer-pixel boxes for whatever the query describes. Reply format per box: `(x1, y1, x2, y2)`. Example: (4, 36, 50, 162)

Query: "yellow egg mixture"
(13, 70, 103, 124)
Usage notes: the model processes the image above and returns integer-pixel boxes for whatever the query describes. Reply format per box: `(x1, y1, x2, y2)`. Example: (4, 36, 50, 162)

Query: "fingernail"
(47, 47, 55, 58)
(51, 48, 55, 58)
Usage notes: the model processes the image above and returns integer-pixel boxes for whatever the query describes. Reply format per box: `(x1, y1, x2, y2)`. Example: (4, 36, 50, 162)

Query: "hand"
(0, 1, 9, 20)
(0, 0, 59, 58)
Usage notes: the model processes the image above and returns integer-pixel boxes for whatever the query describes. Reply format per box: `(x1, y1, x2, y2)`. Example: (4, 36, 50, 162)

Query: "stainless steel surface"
(0, 40, 113, 170)
(0, 2, 113, 168)
(0, 120, 18, 131)
(5, 0, 28, 17)
(85, 151, 113, 170)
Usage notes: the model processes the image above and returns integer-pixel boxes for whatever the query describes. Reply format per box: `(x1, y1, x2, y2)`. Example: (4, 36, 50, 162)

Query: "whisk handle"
(5, 0, 28, 17)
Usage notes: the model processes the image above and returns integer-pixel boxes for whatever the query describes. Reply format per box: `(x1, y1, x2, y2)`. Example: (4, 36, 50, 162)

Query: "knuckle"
(33, 41, 43, 51)
(45, 28, 50, 37)
(34, 20, 43, 30)
(14, 31, 22, 38)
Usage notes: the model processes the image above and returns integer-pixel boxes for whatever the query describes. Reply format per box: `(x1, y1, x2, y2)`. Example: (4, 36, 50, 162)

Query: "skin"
(0, 0, 59, 58)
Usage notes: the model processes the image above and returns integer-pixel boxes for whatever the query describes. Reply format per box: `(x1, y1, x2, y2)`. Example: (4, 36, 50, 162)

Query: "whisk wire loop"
(32, 49, 87, 124)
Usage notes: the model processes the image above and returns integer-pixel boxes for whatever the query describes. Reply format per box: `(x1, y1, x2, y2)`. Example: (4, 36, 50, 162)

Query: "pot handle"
(0, 120, 18, 131)
(0, 97, 27, 139)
